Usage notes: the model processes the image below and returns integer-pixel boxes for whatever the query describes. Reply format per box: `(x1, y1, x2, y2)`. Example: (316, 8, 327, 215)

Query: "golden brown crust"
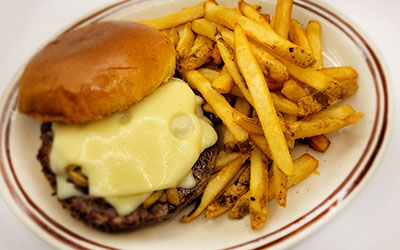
(18, 21, 176, 123)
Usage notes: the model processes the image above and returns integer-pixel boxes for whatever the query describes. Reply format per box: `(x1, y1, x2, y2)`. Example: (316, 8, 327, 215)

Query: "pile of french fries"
(139, 0, 364, 230)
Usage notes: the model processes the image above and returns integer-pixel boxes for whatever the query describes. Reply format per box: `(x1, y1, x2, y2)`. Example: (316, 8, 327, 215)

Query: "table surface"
(0, 0, 399, 249)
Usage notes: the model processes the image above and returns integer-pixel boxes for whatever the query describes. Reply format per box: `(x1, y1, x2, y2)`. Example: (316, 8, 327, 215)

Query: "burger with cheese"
(18, 21, 218, 231)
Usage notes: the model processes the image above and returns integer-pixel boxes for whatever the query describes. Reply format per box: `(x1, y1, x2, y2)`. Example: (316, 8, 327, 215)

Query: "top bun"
(18, 21, 176, 124)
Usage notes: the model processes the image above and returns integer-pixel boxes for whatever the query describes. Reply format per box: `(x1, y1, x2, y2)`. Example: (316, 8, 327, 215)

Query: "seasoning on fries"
(139, 0, 364, 231)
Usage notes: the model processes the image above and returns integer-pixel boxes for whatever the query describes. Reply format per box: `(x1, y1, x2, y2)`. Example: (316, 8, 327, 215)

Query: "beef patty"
(37, 123, 218, 231)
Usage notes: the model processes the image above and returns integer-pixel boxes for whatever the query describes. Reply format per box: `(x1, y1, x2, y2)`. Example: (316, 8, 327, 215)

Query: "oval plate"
(0, 0, 393, 249)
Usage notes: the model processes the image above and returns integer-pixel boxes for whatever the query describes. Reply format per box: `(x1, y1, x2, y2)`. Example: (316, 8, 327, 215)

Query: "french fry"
(181, 153, 250, 222)
(192, 18, 217, 41)
(223, 97, 252, 152)
(206, 164, 250, 218)
(176, 23, 195, 58)
(306, 21, 323, 69)
(198, 67, 220, 82)
(289, 19, 312, 53)
(158, 192, 167, 203)
(216, 38, 254, 105)
(250, 134, 272, 159)
(283, 114, 297, 124)
(287, 153, 319, 186)
(166, 188, 180, 206)
(234, 97, 252, 116)
(230, 84, 245, 99)
(261, 13, 270, 23)
(281, 79, 308, 103)
(205, 2, 314, 67)
(143, 190, 164, 208)
(66, 165, 88, 187)
(277, 55, 336, 91)
(138, 2, 205, 30)
(202, 102, 216, 115)
(211, 66, 234, 93)
(277, 111, 295, 152)
(289, 112, 364, 139)
(238, 0, 269, 26)
(232, 110, 264, 135)
(249, 147, 269, 229)
(268, 153, 319, 200)
(269, 163, 288, 207)
(177, 36, 215, 71)
(270, 15, 275, 28)
(229, 191, 250, 219)
(319, 66, 358, 81)
(273, 0, 293, 39)
(215, 151, 241, 172)
(182, 70, 249, 142)
(211, 45, 222, 66)
(234, 24, 294, 176)
(305, 135, 331, 153)
(298, 79, 358, 116)
(221, 29, 289, 83)
(303, 105, 357, 121)
(270, 92, 299, 115)
(169, 27, 180, 47)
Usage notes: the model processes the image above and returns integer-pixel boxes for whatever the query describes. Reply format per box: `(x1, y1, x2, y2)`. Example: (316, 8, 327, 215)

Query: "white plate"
(0, 0, 393, 249)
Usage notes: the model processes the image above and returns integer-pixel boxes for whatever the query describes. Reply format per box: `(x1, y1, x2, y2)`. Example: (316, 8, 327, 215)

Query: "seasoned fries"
(232, 110, 264, 135)
(166, 188, 180, 206)
(273, 0, 293, 39)
(270, 164, 288, 207)
(289, 112, 364, 139)
(216, 38, 253, 105)
(178, 35, 215, 71)
(287, 153, 319, 186)
(142, 0, 364, 231)
(138, 2, 205, 30)
(206, 165, 250, 218)
(182, 70, 249, 142)
(281, 79, 308, 103)
(305, 135, 331, 153)
(205, 2, 315, 67)
(181, 154, 250, 222)
(198, 67, 220, 82)
(220, 29, 289, 83)
(277, 55, 336, 91)
(211, 66, 234, 93)
(298, 79, 358, 116)
(143, 190, 164, 208)
(249, 147, 269, 229)
(169, 27, 180, 47)
(306, 21, 323, 69)
(211, 45, 222, 65)
(320, 66, 358, 81)
(270, 92, 299, 115)
(229, 192, 250, 219)
(192, 18, 218, 41)
(289, 19, 312, 53)
(234, 24, 294, 176)
(176, 23, 195, 58)
(215, 151, 241, 172)
(238, 0, 268, 26)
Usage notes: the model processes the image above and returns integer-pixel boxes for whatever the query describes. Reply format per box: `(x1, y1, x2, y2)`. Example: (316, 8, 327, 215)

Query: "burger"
(17, 21, 218, 231)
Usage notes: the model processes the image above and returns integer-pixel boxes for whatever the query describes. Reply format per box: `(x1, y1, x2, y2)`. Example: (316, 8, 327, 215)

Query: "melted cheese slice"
(50, 78, 217, 215)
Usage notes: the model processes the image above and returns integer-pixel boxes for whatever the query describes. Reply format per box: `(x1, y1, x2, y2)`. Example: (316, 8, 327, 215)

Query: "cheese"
(50, 78, 217, 215)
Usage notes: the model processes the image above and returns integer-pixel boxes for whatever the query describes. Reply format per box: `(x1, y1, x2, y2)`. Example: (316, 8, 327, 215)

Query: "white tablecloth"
(0, 0, 399, 249)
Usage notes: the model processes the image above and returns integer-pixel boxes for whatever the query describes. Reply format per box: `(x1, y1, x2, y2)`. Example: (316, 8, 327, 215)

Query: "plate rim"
(0, 0, 394, 249)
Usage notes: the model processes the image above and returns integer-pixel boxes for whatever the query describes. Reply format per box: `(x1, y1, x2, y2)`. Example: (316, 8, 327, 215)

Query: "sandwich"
(17, 21, 218, 231)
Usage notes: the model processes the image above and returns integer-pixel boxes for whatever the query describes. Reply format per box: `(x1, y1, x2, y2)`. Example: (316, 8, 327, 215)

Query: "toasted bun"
(18, 21, 176, 124)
